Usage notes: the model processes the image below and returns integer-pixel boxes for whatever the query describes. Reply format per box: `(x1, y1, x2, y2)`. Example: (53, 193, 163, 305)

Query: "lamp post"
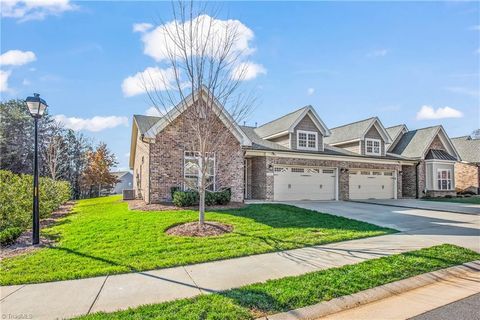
(26, 93, 48, 245)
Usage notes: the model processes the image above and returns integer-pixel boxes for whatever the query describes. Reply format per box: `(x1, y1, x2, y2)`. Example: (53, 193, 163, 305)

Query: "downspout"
(415, 161, 421, 199)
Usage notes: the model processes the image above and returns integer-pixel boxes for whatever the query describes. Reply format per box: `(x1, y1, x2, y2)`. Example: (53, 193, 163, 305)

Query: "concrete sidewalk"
(317, 264, 480, 320)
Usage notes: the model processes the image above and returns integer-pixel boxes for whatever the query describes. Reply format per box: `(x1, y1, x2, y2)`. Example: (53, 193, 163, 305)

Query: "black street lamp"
(26, 93, 48, 245)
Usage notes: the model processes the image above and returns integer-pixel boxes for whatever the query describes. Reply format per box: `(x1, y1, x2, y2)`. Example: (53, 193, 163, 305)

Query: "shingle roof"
(390, 126, 440, 158)
(110, 171, 131, 179)
(452, 136, 480, 163)
(324, 117, 377, 145)
(386, 124, 406, 143)
(254, 107, 309, 138)
(425, 149, 457, 161)
(133, 115, 161, 135)
(240, 126, 403, 160)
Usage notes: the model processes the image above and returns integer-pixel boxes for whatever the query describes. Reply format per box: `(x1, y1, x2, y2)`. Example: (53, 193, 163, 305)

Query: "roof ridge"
(386, 124, 406, 129)
(329, 116, 376, 131)
(257, 106, 309, 128)
(406, 124, 441, 133)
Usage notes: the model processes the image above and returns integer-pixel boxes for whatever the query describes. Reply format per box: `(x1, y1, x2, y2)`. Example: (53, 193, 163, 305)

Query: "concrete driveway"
(286, 201, 480, 252)
(353, 198, 480, 215)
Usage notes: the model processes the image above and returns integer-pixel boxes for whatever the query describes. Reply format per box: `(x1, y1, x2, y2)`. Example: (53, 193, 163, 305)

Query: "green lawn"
(0, 196, 395, 286)
(424, 196, 480, 204)
(76, 244, 480, 320)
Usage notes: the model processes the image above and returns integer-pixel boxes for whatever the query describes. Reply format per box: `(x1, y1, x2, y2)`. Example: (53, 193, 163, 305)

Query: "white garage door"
(274, 166, 336, 201)
(349, 170, 395, 200)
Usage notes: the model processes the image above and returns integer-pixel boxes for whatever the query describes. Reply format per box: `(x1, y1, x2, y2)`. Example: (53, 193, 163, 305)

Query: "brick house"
(129, 88, 460, 203)
(452, 136, 480, 194)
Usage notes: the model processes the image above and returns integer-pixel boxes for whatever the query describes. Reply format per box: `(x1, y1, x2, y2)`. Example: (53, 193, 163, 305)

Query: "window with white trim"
(365, 138, 381, 155)
(184, 151, 215, 191)
(297, 130, 318, 151)
(437, 169, 452, 190)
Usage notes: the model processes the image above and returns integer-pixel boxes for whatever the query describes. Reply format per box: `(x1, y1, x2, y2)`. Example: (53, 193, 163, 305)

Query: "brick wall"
(401, 164, 417, 198)
(455, 162, 479, 194)
(148, 108, 244, 203)
(249, 156, 402, 200)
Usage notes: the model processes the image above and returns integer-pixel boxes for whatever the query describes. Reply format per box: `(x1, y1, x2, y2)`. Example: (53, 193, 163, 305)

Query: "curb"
(257, 260, 480, 320)
(348, 200, 480, 215)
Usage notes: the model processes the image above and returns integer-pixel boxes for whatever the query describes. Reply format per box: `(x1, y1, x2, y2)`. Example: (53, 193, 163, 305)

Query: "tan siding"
(270, 134, 290, 148)
(455, 162, 479, 194)
(290, 114, 324, 151)
(133, 132, 150, 203)
(336, 141, 361, 154)
(362, 125, 386, 156)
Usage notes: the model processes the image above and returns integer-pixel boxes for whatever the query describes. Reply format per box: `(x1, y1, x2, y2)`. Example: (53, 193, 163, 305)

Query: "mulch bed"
(165, 221, 233, 237)
(126, 199, 245, 211)
(1, 201, 76, 260)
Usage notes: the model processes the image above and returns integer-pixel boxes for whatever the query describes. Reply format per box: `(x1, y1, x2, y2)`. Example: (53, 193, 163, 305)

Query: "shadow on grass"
(217, 204, 394, 232)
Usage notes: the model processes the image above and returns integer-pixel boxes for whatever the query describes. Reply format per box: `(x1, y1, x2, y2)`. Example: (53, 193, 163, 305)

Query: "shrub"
(171, 188, 231, 207)
(0, 227, 23, 246)
(170, 186, 181, 200)
(0, 170, 71, 232)
(172, 191, 199, 207)
(445, 194, 453, 198)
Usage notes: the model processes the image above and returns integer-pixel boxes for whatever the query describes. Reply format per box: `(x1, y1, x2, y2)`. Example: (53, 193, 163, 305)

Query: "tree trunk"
(199, 188, 205, 227)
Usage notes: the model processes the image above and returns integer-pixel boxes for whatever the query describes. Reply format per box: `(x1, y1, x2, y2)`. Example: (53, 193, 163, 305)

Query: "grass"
(0, 196, 395, 285)
(424, 196, 480, 205)
(76, 244, 480, 320)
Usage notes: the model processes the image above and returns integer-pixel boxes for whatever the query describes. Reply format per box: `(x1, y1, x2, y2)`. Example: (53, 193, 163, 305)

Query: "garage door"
(349, 170, 395, 200)
(274, 166, 336, 201)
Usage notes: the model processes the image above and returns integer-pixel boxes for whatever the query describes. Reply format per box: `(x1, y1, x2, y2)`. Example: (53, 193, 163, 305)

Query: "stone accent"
(455, 162, 479, 194)
(290, 114, 324, 151)
(426, 190, 456, 197)
(132, 133, 150, 203)
(249, 156, 402, 200)
(148, 108, 244, 203)
(401, 164, 417, 198)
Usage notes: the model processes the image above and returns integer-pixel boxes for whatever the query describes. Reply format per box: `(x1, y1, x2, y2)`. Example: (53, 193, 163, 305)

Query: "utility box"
(123, 189, 135, 200)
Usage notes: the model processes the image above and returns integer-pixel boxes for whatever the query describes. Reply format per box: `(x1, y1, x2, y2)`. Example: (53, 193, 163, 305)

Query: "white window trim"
(436, 168, 452, 191)
(297, 130, 318, 151)
(183, 151, 216, 191)
(365, 138, 381, 156)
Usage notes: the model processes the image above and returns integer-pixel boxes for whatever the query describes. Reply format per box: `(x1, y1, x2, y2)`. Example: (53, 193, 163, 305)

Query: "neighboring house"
(129, 88, 459, 203)
(111, 171, 133, 194)
(386, 125, 460, 198)
(451, 136, 480, 194)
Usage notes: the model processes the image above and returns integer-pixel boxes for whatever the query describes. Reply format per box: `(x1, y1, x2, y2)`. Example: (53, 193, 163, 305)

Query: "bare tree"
(43, 122, 67, 180)
(142, 1, 255, 226)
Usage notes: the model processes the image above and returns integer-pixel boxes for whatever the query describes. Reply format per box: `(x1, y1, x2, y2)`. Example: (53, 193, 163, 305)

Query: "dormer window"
(297, 130, 318, 151)
(365, 138, 381, 156)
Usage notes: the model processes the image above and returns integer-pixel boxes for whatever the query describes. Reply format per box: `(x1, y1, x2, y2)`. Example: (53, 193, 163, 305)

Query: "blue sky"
(1, 1, 479, 170)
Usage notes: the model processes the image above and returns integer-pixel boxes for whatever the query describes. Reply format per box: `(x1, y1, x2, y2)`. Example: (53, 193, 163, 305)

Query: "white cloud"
(0, 50, 36, 66)
(133, 23, 153, 33)
(22, 79, 30, 86)
(416, 105, 463, 120)
(122, 66, 177, 97)
(307, 88, 315, 95)
(231, 62, 266, 81)
(367, 49, 388, 57)
(0, 70, 12, 92)
(54, 115, 128, 132)
(145, 106, 161, 116)
(1, 0, 77, 21)
(140, 14, 255, 62)
(445, 86, 479, 97)
(469, 25, 480, 31)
